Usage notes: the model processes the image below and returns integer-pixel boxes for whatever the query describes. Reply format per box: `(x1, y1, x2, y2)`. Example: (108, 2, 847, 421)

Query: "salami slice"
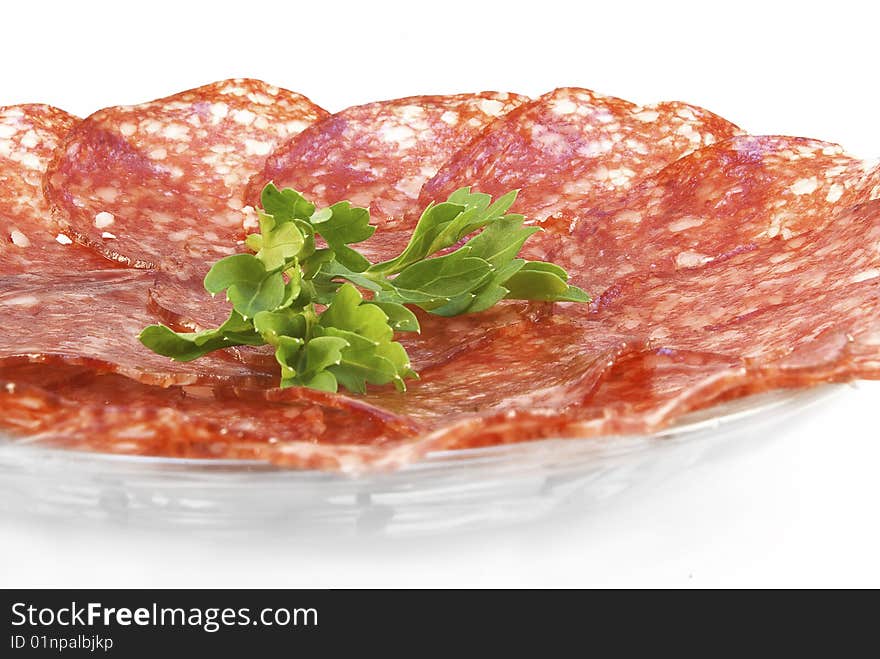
(45, 79, 328, 274)
(851, 161, 880, 206)
(396, 304, 544, 372)
(146, 271, 230, 331)
(541, 135, 872, 296)
(418, 350, 748, 450)
(592, 198, 880, 382)
(266, 317, 643, 471)
(265, 349, 745, 472)
(0, 104, 114, 275)
(366, 313, 638, 422)
(0, 364, 420, 460)
(0, 269, 270, 387)
(419, 87, 742, 223)
(244, 92, 528, 229)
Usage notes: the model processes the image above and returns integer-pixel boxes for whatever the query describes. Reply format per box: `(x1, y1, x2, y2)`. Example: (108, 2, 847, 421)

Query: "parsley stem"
(302, 303, 319, 341)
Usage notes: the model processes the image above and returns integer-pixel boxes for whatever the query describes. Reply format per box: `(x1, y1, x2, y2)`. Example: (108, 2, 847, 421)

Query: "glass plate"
(0, 385, 841, 536)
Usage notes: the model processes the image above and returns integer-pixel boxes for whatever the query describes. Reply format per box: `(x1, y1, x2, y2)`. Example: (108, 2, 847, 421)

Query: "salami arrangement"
(2, 80, 878, 473)
(246, 92, 527, 226)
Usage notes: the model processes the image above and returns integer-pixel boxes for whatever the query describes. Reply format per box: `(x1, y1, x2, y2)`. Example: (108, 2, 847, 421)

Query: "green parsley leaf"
(391, 249, 493, 301)
(367, 301, 420, 332)
(274, 335, 306, 386)
(503, 261, 591, 303)
(310, 201, 375, 272)
(204, 253, 286, 319)
(139, 310, 262, 362)
(248, 211, 305, 271)
(369, 187, 519, 277)
(261, 183, 316, 222)
(317, 284, 413, 392)
(302, 336, 349, 376)
(311, 201, 375, 245)
(319, 283, 393, 343)
(253, 308, 307, 344)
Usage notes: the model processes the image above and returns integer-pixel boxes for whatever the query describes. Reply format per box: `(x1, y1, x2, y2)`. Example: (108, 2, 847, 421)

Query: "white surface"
(2, 0, 878, 588)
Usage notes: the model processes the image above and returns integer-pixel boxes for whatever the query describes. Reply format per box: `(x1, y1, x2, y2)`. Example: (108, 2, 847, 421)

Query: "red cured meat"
(3, 83, 880, 474)
(265, 316, 643, 472)
(260, 351, 751, 472)
(592, 199, 880, 382)
(244, 92, 528, 230)
(417, 350, 750, 451)
(0, 104, 270, 391)
(45, 79, 328, 275)
(146, 271, 230, 331)
(851, 161, 880, 206)
(0, 364, 421, 460)
(0, 104, 114, 274)
(365, 311, 638, 422)
(0, 269, 271, 387)
(419, 87, 742, 223)
(264, 350, 745, 472)
(540, 135, 872, 296)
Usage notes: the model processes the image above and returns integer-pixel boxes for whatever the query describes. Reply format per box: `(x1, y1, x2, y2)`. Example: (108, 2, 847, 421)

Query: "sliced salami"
(365, 313, 638, 422)
(146, 271, 230, 331)
(398, 304, 545, 372)
(851, 161, 880, 206)
(244, 92, 528, 229)
(563, 349, 748, 432)
(269, 318, 643, 471)
(420, 350, 748, 450)
(45, 79, 328, 274)
(0, 269, 270, 387)
(0, 364, 421, 460)
(592, 199, 880, 382)
(150, 92, 527, 329)
(419, 87, 742, 223)
(265, 350, 746, 471)
(5, 83, 880, 475)
(0, 104, 113, 275)
(541, 135, 872, 295)
(263, 351, 744, 472)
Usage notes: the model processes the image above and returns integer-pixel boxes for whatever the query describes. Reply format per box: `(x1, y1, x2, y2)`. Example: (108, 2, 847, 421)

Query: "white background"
(2, 0, 879, 587)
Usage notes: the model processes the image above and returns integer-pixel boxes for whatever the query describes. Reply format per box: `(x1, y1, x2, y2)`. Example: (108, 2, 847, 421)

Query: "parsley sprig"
(140, 184, 590, 394)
